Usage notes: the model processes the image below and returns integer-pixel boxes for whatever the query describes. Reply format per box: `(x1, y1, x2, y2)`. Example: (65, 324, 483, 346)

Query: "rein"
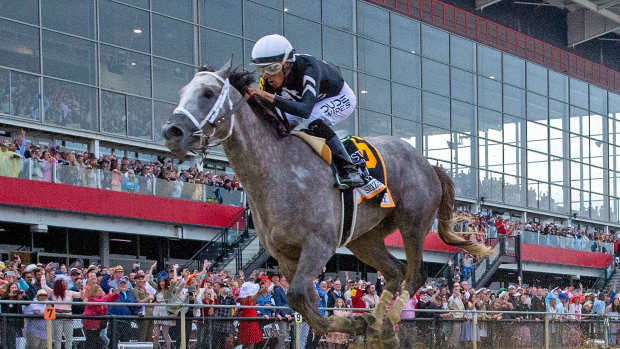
(173, 72, 239, 152)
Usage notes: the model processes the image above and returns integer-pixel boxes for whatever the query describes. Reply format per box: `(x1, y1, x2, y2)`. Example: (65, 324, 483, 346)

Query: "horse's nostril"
(166, 126, 184, 138)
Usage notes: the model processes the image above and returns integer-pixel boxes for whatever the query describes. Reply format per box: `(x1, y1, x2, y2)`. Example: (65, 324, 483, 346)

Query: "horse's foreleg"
(287, 239, 333, 334)
(398, 214, 435, 294)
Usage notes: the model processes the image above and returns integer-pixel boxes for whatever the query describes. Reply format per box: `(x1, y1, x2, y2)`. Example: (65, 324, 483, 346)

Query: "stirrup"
(330, 163, 350, 190)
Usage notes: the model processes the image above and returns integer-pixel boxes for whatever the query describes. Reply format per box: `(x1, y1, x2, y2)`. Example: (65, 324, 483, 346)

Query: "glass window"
(391, 13, 419, 53)
(451, 100, 474, 135)
(0, 19, 40, 73)
(478, 76, 501, 111)
(0, 0, 38, 24)
(421, 24, 449, 63)
(358, 39, 389, 79)
(480, 170, 503, 202)
(451, 68, 474, 104)
(153, 58, 195, 103)
(154, 101, 176, 144)
(391, 49, 420, 87)
(450, 35, 474, 71)
(422, 92, 449, 128)
(358, 74, 390, 114)
(503, 144, 522, 177)
(359, 109, 390, 137)
(504, 115, 525, 147)
(422, 59, 449, 96)
(478, 107, 502, 142)
(570, 106, 588, 135)
(479, 138, 503, 172)
(527, 92, 548, 124)
(200, 29, 243, 69)
(590, 113, 604, 140)
(528, 150, 548, 182)
(116, 0, 149, 9)
(0, 69, 8, 114)
(357, 2, 388, 43)
(610, 92, 620, 120)
(101, 91, 127, 135)
(42, 0, 95, 38)
(252, 0, 281, 8)
(549, 100, 568, 130)
(99, 0, 150, 52)
(152, 15, 194, 64)
(391, 83, 421, 122)
(100, 45, 151, 97)
(200, 0, 242, 35)
(549, 129, 564, 162)
(527, 121, 548, 154)
(43, 78, 97, 131)
(10, 72, 40, 120)
(591, 139, 604, 167)
(452, 132, 473, 166)
(526, 62, 547, 96)
(128, 96, 152, 140)
(285, 15, 321, 57)
(323, 27, 354, 68)
(152, 0, 193, 20)
(503, 84, 525, 118)
(503, 53, 524, 88)
(424, 126, 451, 162)
(477, 45, 501, 81)
(570, 78, 588, 108)
(322, 0, 353, 32)
(392, 117, 420, 145)
(549, 70, 568, 102)
(284, 0, 320, 22)
(455, 165, 476, 198)
(42, 31, 97, 85)
(244, 2, 282, 41)
(550, 184, 566, 213)
(589, 85, 607, 115)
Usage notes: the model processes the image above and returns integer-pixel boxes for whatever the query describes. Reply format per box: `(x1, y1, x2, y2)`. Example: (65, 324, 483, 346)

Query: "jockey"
(246, 34, 364, 189)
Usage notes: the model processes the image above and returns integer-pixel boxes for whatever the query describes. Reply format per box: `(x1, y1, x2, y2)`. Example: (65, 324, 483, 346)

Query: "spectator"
(122, 169, 140, 192)
(237, 281, 264, 349)
(326, 297, 350, 349)
(82, 284, 120, 349)
(39, 272, 82, 349)
(1, 281, 25, 348)
(132, 271, 155, 343)
(271, 273, 292, 349)
(107, 277, 139, 345)
(212, 284, 236, 349)
(23, 289, 50, 349)
(362, 284, 379, 309)
(0, 138, 22, 177)
(150, 271, 175, 349)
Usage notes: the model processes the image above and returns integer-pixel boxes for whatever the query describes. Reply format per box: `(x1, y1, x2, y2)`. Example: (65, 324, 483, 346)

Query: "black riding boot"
(307, 119, 365, 190)
(325, 135, 365, 189)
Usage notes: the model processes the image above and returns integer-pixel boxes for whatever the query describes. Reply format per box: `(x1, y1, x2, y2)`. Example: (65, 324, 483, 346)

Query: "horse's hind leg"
(347, 223, 406, 294)
(287, 238, 334, 334)
(396, 210, 437, 294)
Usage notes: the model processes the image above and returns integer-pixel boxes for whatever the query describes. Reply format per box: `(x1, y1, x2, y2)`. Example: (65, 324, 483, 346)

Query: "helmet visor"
(256, 62, 283, 76)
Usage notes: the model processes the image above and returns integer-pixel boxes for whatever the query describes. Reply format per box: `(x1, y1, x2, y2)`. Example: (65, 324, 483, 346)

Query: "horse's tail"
(433, 166, 493, 257)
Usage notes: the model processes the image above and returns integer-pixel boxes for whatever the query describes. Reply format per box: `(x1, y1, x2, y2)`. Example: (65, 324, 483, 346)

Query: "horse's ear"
(216, 55, 233, 79)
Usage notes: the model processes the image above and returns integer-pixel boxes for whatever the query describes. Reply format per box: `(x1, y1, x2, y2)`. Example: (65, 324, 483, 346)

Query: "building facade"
(1, 0, 620, 226)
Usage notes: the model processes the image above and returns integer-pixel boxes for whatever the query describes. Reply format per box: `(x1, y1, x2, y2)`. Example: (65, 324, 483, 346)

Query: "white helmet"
(251, 34, 295, 67)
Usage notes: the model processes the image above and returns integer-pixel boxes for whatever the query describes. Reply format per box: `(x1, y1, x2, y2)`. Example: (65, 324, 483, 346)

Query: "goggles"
(256, 62, 283, 76)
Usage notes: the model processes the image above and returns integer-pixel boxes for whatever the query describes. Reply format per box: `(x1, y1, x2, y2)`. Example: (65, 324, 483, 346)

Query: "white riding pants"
(282, 82, 357, 128)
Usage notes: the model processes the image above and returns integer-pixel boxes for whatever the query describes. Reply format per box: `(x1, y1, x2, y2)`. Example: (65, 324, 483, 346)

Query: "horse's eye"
(202, 88, 214, 99)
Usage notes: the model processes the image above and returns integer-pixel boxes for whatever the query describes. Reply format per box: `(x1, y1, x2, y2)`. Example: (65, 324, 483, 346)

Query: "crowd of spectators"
(452, 209, 619, 254)
(0, 129, 242, 196)
(2, 253, 620, 349)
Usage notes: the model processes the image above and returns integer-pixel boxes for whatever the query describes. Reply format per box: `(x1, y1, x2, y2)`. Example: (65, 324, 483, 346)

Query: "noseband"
(173, 72, 237, 151)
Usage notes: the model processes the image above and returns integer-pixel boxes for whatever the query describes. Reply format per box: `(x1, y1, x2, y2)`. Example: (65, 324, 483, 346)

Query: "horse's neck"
(222, 102, 279, 186)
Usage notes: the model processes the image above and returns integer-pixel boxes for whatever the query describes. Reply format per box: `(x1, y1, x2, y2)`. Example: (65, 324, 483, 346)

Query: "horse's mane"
(198, 66, 288, 136)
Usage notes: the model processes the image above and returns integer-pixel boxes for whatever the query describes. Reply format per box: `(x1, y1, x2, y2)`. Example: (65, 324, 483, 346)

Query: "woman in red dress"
(237, 281, 264, 348)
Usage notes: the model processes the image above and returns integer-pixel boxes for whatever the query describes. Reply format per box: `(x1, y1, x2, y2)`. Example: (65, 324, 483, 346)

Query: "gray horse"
(162, 60, 491, 335)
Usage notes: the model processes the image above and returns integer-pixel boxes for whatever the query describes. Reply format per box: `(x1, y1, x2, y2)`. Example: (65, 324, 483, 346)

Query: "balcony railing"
(369, 0, 620, 94)
(8, 159, 245, 207)
(520, 229, 614, 254)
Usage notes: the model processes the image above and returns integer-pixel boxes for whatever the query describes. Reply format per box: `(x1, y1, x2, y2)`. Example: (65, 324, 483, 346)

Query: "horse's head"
(162, 59, 237, 158)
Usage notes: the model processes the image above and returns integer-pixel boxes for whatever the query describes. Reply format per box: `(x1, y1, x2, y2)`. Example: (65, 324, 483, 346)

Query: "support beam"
(601, 0, 620, 9)
(566, 0, 620, 23)
(568, 8, 620, 46)
(476, 0, 504, 10)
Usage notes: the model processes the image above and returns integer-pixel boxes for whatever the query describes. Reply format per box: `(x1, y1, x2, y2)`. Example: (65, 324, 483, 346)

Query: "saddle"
(294, 130, 394, 208)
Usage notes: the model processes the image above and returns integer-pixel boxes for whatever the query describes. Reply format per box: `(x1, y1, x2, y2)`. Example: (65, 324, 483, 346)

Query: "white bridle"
(173, 71, 236, 149)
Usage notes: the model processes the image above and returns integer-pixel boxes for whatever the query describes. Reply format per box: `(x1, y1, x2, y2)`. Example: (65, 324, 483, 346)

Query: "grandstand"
(1, 0, 620, 289)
